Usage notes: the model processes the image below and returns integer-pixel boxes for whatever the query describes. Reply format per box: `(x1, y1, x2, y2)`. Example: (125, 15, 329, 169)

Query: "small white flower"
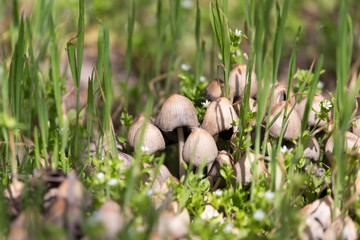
(224, 223, 233, 233)
(146, 188, 153, 196)
(243, 52, 248, 60)
(280, 145, 288, 153)
(214, 189, 222, 196)
(317, 81, 324, 89)
(253, 209, 265, 221)
(141, 145, 150, 152)
(264, 190, 275, 200)
(181, 0, 193, 8)
(201, 100, 211, 108)
(321, 100, 332, 110)
(108, 178, 118, 186)
(96, 172, 105, 180)
(200, 75, 206, 82)
(235, 29, 242, 36)
(181, 63, 191, 71)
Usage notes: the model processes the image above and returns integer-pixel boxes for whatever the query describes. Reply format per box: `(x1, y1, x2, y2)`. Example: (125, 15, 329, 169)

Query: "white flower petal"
(108, 178, 118, 186)
(96, 172, 105, 180)
(264, 190, 275, 200)
(181, 63, 191, 71)
(253, 209, 265, 221)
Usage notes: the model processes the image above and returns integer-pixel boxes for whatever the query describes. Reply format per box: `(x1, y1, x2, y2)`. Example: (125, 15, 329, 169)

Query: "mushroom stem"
(177, 127, 186, 178)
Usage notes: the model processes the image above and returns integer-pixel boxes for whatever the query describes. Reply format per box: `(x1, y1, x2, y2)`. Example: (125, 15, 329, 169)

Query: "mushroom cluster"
(121, 63, 347, 191)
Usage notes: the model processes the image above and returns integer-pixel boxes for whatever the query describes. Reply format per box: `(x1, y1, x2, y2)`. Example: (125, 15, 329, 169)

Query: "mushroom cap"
(352, 115, 360, 137)
(206, 80, 223, 101)
(325, 131, 360, 160)
(323, 216, 358, 240)
(133, 122, 165, 155)
(201, 97, 239, 136)
(155, 94, 198, 132)
(229, 64, 257, 100)
(128, 113, 151, 147)
(233, 152, 267, 187)
(97, 199, 124, 238)
(208, 150, 234, 177)
(301, 196, 334, 233)
(267, 102, 301, 140)
(303, 137, 320, 161)
(270, 83, 295, 109)
(294, 93, 327, 127)
(182, 128, 218, 167)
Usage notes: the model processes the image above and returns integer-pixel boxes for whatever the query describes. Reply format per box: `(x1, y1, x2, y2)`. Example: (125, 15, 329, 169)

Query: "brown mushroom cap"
(229, 64, 257, 100)
(267, 102, 301, 140)
(182, 128, 218, 167)
(270, 83, 295, 109)
(201, 97, 239, 137)
(294, 93, 328, 127)
(233, 152, 267, 187)
(133, 122, 165, 155)
(155, 94, 198, 132)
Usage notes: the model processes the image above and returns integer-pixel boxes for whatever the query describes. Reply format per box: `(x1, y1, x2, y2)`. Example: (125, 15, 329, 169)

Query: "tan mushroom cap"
(323, 216, 358, 240)
(229, 64, 257, 100)
(325, 131, 360, 160)
(182, 128, 218, 167)
(294, 93, 328, 127)
(351, 115, 360, 137)
(267, 102, 301, 140)
(155, 94, 198, 132)
(97, 199, 124, 238)
(128, 113, 154, 147)
(133, 122, 165, 155)
(303, 137, 320, 161)
(301, 196, 336, 238)
(206, 80, 223, 101)
(270, 83, 295, 109)
(233, 152, 267, 187)
(201, 97, 238, 136)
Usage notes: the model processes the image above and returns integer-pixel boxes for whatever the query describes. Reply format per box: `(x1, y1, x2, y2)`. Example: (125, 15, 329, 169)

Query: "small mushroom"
(155, 94, 198, 178)
(182, 128, 218, 169)
(152, 202, 190, 239)
(95, 199, 124, 238)
(132, 122, 165, 155)
(301, 195, 335, 232)
(229, 64, 257, 101)
(201, 97, 238, 140)
(206, 80, 223, 101)
(294, 93, 328, 127)
(270, 83, 295, 109)
(207, 150, 234, 189)
(303, 137, 320, 161)
(325, 131, 360, 160)
(267, 102, 301, 140)
(233, 152, 267, 187)
(323, 216, 358, 240)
